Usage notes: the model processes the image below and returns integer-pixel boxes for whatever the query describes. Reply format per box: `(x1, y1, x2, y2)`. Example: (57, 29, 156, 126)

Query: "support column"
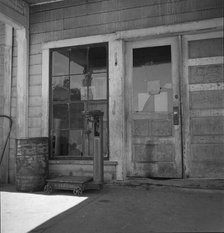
(16, 28, 29, 139)
(109, 40, 125, 180)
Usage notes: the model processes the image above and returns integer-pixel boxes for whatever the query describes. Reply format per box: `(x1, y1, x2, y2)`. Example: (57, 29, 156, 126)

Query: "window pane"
(52, 76, 69, 101)
(189, 38, 223, 58)
(53, 130, 69, 156)
(88, 101, 107, 120)
(70, 103, 84, 129)
(70, 48, 87, 74)
(89, 46, 107, 73)
(52, 50, 69, 76)
(133, 46, 172, 112)
(91, 73, 107, 100)
(89, 101, 108, 157)
(70, 75, 84, 101)
(53, 104, 69, 129)
(69, 130, 83, 156)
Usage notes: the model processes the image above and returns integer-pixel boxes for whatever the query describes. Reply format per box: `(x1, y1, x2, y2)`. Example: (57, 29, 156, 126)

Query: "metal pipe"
(0, 115, 13, 166)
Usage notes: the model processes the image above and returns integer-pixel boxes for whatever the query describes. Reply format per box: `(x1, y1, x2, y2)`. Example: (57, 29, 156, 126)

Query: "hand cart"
(44, 110, 104, 196)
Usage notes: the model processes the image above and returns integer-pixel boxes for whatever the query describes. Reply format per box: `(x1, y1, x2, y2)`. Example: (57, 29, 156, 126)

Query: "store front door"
(126, 37, 182, 178)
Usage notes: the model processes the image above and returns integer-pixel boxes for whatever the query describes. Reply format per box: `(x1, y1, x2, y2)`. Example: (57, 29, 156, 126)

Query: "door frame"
(125, 36, 183, 178)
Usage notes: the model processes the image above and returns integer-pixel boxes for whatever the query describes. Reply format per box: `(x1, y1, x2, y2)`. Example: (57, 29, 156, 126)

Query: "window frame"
(49, 42, 109, 160)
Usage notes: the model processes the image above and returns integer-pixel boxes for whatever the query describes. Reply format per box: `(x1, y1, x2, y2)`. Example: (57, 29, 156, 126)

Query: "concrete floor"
(1, 184, 224, 233)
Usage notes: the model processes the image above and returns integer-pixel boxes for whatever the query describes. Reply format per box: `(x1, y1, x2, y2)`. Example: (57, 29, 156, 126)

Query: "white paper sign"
(138, 93, 149, 111)
(154, 92, 168, 112)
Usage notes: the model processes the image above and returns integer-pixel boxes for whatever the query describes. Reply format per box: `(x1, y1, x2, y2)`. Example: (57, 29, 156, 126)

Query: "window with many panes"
(49, 43, 108, 159)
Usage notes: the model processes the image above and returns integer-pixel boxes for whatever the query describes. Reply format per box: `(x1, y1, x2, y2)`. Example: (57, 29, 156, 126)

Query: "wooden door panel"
(126, 37, 182, 178)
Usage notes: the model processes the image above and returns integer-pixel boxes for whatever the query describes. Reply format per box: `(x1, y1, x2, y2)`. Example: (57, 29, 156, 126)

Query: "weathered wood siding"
(184, 32, 224, 178)
(28, 0, 223, 137)
(0, 23, 14, 183)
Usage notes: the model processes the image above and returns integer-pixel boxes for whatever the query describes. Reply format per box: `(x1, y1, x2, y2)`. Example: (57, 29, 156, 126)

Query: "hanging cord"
(0, 115, 13, 166)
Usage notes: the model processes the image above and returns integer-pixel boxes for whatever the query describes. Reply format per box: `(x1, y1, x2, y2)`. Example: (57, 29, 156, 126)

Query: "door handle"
(173, 106, 179, 125)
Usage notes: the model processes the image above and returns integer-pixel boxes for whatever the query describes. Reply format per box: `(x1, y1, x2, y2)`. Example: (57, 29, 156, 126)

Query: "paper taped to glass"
(147, 80, 161, 95)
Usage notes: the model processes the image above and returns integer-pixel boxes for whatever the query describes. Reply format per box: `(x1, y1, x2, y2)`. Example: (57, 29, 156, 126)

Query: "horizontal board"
(30, 0, 224, 35)
(133, 137, 174, 144)
(189, 38, 223, 58)
(28, 127, 42, 137)
(30, 43, 42, 55)
(30, 54, 42, 65)
(131, 162, 177, 178)
(29, 85, 41, 97)
(29, 75, 42, 85)
(190, 109, 224, 117)
(28, 117, 42, 128)
(190, 90, 224, 109)
(30, 0, 223, 25)
(29, 8, 223, 45)
(132, 112, 172, 120)
(29, 106, 42, 117)
(29, 96, 42, 106)
(191, 144, 224, 161)
(29, 64, 42, 75)
(191, 135, 224, 144)
(189, 83, 224, 91)
(189, 64, 224, 84)
(191, 116, 224, 135)
(188, 161, 224, 178)
(133, 143, 174, 162)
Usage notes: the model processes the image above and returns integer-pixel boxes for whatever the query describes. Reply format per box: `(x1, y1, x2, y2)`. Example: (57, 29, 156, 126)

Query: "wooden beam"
(109, 39, 125, 180)
(41, 48, 50, 137)
(16, 28, 29, 138)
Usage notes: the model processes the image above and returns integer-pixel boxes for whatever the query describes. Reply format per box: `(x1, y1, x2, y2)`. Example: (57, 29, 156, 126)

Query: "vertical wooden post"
(93, 112, 104, 185)
(16, 28, 29, 139)
(109, 39, 125, 180)
(41, 49, 50, 137)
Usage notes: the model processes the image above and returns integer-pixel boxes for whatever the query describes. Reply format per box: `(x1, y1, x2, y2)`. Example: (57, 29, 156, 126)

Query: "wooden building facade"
(0, 0, 223, 183)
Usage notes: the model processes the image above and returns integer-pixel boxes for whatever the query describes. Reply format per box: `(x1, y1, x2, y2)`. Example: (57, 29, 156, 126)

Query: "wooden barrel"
(16, 137, 48, 192)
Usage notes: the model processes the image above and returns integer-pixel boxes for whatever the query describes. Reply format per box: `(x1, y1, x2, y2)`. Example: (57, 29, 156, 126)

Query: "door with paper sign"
(126, 37, 182, 178)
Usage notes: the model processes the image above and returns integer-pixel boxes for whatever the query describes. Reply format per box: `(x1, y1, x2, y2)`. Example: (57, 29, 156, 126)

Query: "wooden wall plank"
(190, 109, 224, 117)
(188, 161, 224, 178)
(29, 8, 223, 45)
(191, 144, 224, 161)
(189, 38, 223, 58)
(191, 116, 224, 135)
(189, 83, 224, 91)
(30, 1, 224, 35)
(189, 64, 224, 84)
(30, 0, 223, 24)
(190, 90, 224, 109)
(191, 135, 224, 144)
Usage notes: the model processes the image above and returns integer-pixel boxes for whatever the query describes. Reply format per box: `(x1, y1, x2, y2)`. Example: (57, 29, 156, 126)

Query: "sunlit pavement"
(0, 186, 88, 233)
(1, 184, 224, 233)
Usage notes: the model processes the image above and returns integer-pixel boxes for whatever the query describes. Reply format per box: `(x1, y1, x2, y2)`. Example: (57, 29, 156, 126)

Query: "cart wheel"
(44, 184, 53, 194)
(73, 186, 83, 196)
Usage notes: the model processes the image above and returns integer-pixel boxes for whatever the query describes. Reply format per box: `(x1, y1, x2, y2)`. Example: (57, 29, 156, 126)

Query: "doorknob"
(173, 106, 179, 125)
